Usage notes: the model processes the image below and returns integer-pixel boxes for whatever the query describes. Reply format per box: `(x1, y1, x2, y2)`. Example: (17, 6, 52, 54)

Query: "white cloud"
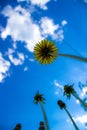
(6, 48, 15, 56)
(61, 20, 67, 26)
(76, 100, 80, 104)
(0, 53, 10, 82)
(5, 48, 25, 65)
(17, 0, 50, 10)
(5, 48, 25, 66)
(40, 17, 66, 41)
(56, 29, 64, 41)
(66, 114, 87, 129)
(80, 87, 87, 97)
(1, 5, 67, 52)
(9, 52, 25, 66)
(40, 17, 59, 38)
(1, 5, 43, 52)
(74, 115, 87, 125)
(54, 80, 63, 88)
(53, 80, 63, 95)
(13, 42, 17, 49)
(30, 0, 50, 10)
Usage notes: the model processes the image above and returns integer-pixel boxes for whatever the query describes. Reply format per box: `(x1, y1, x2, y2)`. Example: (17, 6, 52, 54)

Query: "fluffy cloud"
(0, 53, 10, 82)
(74, 114, 87, 125)
(53, 80, 63, 95)
(1, 5, 43, 52)
(30, 0, 50, 10)
(80, 86, 87, 97)
(17, 0, 50, 10)
(76, 100, 80, 104)
(54, 80, 63, 88)
(5, 48, 25, 66)
(40, 17, 59, 38)
(40, 17, 65, 41)
(6, 48, 15, 55)
(9, 52, 25, 66)
(1, 5, 66, 52)
(61, 20, 67, 26)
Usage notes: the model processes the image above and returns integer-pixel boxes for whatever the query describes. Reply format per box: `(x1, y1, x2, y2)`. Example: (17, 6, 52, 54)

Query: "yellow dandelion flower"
(34, 39, 58, 64)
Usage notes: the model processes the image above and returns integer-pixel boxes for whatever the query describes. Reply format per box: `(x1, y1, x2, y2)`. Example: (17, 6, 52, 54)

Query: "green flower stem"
(72, 93, 87, 110)
(64, 107, 79, 130)
(39, 102, 50, 130)
(59, 53, 87, 62)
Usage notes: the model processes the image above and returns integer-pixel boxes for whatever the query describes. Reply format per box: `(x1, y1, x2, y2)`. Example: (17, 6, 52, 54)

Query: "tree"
(34, 39, 87, 64)
(63, 84, 87, 110)
(13, 123, 22, 130)
(57, 100, 79, 130)
(34, 91, 50, 130)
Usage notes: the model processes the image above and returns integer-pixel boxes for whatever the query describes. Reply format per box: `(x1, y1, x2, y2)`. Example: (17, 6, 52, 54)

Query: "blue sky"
(0, 0, 87, 130)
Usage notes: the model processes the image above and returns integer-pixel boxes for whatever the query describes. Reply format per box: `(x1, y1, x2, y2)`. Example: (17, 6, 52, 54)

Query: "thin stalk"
(72, 93, 87, 110)
(59, 53, 87, 62)
(64, 107, 79, 130)
(39, 102, 50, 130)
